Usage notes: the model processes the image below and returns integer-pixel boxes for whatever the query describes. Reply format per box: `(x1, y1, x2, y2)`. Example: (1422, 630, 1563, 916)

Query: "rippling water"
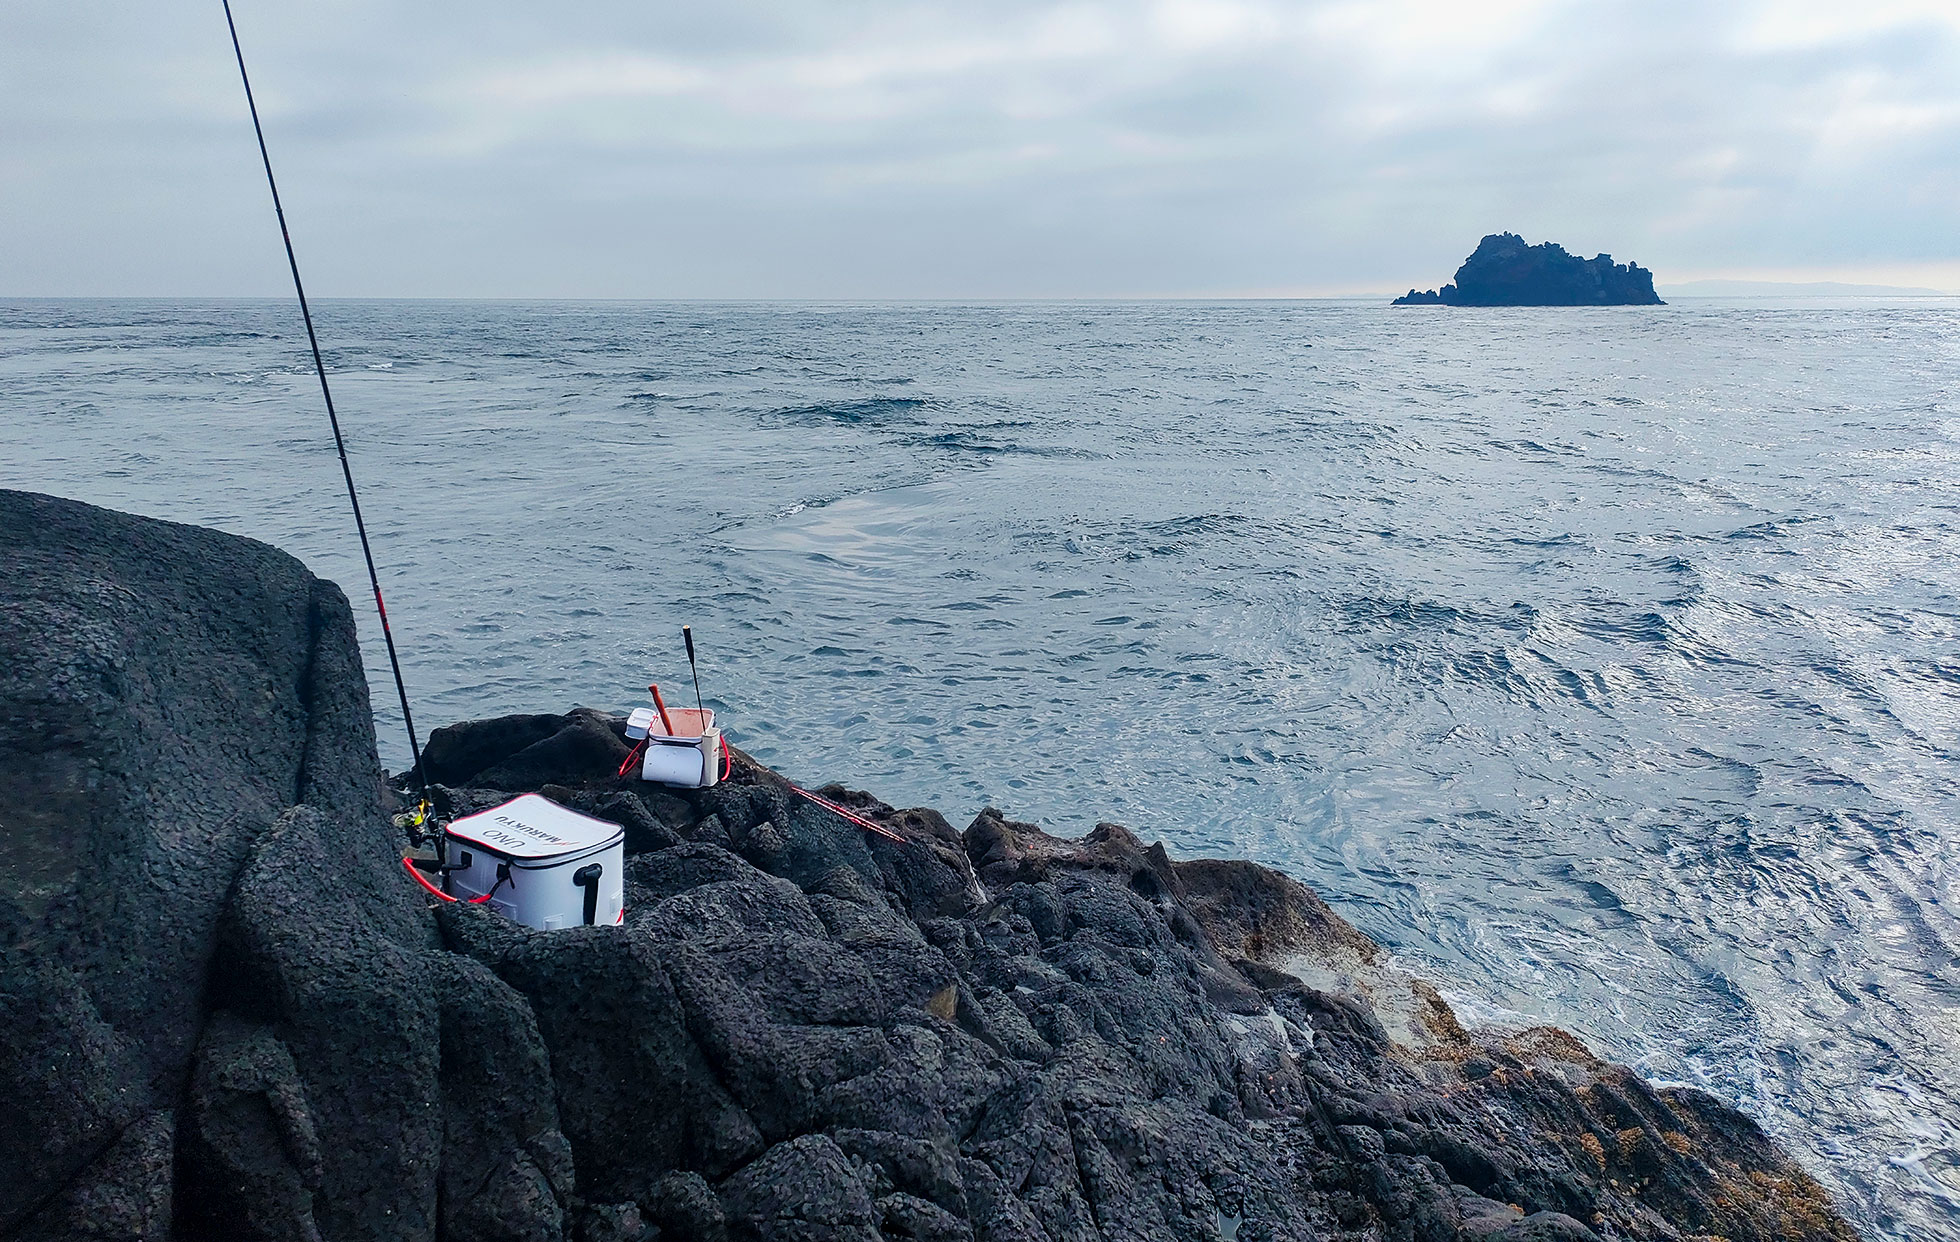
(4, 297, 1958, 1237)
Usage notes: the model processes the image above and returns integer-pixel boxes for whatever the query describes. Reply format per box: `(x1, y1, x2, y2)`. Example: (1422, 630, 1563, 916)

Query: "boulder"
(0, 489, 421, 1236)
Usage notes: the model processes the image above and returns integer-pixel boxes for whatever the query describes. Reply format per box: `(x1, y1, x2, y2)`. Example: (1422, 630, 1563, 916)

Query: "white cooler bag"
(443, 793, 625, 929)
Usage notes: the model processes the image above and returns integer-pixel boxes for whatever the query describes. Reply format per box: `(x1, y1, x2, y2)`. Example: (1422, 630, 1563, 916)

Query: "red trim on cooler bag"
(402, 855, 456, 902)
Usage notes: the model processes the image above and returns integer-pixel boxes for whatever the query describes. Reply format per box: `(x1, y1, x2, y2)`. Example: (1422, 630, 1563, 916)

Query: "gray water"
(3, 297, 1957, 1238)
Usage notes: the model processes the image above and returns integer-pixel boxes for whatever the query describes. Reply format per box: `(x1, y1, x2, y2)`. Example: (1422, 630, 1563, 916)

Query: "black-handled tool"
(683, 625, 706, 718)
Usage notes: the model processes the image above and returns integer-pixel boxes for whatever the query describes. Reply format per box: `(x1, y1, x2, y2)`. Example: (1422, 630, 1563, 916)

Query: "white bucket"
(627, 707, 722, 788)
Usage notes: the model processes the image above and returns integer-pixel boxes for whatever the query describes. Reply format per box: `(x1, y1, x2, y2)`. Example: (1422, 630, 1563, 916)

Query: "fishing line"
(222, 1, 430, 806)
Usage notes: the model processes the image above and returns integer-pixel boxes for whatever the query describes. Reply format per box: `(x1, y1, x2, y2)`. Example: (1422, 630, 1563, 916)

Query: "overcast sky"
(3, 0, 1957, 297)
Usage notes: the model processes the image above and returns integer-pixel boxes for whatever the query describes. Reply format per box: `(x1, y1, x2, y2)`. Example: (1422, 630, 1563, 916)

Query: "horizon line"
(6, 287, 1959, 303)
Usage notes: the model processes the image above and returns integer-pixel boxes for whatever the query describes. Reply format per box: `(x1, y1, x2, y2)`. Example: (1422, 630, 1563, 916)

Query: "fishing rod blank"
(222, 1, 429, 802)
(683, 625, 706, 718)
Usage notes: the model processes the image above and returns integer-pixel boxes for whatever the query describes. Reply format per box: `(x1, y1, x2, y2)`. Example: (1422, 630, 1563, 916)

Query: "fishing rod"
(683, 625, 706, 719)
(222, 2, 430, 814)
(225, 11, 887, 859)
(673, 625, 897, 839)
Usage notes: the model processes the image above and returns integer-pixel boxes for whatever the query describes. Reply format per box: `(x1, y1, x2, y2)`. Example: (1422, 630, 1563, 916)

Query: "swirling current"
(3, 298, 1957, 1238)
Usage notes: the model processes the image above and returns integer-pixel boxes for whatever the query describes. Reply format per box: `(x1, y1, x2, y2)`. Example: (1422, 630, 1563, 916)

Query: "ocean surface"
(3, 297, 1957, 1238)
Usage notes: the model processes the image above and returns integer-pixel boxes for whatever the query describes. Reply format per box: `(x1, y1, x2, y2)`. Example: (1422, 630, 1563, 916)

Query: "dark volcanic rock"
(1395, 233, 1664, 306)
(420, 708, 631, 789)
(2, 490, 1856, 1242)
(0, 489, 429, 1237)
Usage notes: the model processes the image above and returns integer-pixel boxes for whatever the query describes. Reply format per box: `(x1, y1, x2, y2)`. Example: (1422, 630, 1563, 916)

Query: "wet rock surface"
(1, 491, 1854, 1242)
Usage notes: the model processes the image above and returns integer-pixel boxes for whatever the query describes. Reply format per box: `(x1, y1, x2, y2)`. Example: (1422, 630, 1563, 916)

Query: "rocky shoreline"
(1, 488, 1854, 1242)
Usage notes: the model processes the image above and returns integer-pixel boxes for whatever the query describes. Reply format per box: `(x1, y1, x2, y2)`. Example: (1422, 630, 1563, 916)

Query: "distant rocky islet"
(1396, 233, 1664, 307)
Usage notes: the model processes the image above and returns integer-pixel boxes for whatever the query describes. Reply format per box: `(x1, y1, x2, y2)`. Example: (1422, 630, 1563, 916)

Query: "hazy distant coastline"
(1659, 279, 1957, 297)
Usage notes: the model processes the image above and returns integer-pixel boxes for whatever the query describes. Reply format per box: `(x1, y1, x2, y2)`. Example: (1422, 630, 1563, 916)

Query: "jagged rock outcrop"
(1, 490, 1853, 1241)
(1394, 234, 1663, 306)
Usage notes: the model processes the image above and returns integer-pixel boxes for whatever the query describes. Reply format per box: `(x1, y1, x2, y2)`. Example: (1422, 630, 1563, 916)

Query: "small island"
(1395, 232, 1664, 306)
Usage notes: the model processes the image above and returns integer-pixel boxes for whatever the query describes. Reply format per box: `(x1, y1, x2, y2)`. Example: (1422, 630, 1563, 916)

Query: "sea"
(3, 297, 1956, 1239)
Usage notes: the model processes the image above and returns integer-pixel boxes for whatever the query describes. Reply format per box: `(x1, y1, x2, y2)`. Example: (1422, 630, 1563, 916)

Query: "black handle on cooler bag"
(574, 864, 604, 925)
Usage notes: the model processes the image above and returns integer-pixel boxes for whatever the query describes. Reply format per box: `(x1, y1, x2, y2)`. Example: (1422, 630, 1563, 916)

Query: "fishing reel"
(393, 797, 442, 848)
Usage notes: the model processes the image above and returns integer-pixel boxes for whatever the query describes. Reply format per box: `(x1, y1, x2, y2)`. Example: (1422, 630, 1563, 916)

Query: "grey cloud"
(3, 0, 1956, 296)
